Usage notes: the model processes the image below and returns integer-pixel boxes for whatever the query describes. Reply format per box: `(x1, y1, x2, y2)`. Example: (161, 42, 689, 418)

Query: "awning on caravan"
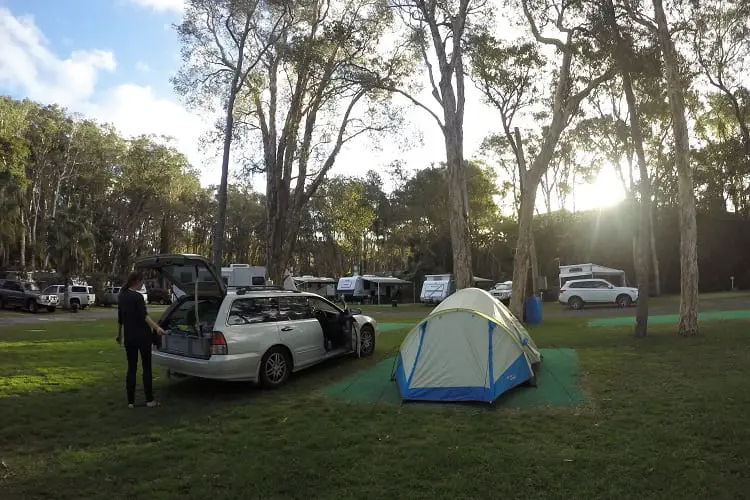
(472, 276, 493, 283)
(361, 276, 412, 285)
(293, 276, 336, 284)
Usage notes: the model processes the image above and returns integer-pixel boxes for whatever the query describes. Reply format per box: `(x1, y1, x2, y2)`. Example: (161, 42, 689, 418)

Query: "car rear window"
(72, 286, 87, 293)
(228, 298, 278, 325)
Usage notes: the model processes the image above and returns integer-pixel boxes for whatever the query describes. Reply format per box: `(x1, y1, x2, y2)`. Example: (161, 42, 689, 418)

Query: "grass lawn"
(2, 314, 750, 499)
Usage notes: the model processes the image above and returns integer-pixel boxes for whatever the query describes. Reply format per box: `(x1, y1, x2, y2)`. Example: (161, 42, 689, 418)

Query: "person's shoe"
(145, 400, 160, 408)
(128, 403, 135, 409)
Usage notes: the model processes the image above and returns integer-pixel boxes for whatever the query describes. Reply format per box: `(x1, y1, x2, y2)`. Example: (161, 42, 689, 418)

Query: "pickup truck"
(0, 279, 60, 313)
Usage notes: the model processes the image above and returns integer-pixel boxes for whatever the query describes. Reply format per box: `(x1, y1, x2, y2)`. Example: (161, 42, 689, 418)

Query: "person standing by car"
(116, 271, 165, 408)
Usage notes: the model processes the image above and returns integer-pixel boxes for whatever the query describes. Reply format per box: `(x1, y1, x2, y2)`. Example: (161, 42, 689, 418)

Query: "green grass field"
(2, 311, 750, 499)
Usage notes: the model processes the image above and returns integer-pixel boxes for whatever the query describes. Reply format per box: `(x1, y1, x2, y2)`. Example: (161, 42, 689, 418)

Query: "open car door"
(340, 297, 361, 357)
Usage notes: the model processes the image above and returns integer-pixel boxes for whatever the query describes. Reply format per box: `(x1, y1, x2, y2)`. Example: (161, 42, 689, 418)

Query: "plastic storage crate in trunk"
(159, 297, 222, 359)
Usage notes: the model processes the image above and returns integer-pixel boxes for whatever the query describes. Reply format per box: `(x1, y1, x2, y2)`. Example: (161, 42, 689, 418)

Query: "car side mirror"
(609, 285, 614, 289)
(349, 307, 362, 315)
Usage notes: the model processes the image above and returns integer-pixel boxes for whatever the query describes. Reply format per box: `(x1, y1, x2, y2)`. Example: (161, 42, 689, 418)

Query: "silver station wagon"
(135, 254, 379, 388)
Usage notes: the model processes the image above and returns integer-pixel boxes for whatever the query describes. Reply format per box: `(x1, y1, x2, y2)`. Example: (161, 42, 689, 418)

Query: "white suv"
(134, 254, 379, 388)
(559, 279, 638, 310)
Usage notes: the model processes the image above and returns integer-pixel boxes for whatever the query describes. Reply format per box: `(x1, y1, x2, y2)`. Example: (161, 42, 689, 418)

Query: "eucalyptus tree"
(477, 0, 615, 318)
(173, 0, 287, 272)
(625, 0, 699, 335)
(238, 0, 412, 284)
(384, 0, 488, 289)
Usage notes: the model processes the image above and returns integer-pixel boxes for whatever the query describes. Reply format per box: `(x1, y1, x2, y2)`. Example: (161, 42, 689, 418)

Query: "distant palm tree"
(46, 207, 95, 309)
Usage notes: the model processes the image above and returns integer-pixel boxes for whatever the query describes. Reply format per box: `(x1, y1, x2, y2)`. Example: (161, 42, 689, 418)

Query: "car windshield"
(495, 283, 511, 290)
(42, 286, 57, 294)
(24, 282, 40, 292)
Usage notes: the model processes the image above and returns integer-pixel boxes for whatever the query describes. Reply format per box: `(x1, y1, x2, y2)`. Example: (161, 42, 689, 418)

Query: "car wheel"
(159, 298, 166, 305)
(616, 295, 633, 308)
(47, 306, 56, 313)
(0, 298, 5, 309)
(260, 346, 291, 389)
(358, 325, 376, 357)
(27, 300, 38, 314)
(568, 297, 584, 310)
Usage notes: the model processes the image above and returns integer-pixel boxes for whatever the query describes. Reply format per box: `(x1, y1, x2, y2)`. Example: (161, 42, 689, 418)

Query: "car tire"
(27, 300, 38, 314)
(159, 298, 166, 305)
(0, 298, 5, 310)
(616, 295, 633, 308)
(47, 306, 56, 313)
(358, 325, 376, 357)
(260, 346, 292, 389)
(568, 297, 584, 310)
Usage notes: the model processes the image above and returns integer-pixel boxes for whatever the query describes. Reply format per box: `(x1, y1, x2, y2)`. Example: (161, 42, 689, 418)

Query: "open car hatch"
(134, 254, 226, 297)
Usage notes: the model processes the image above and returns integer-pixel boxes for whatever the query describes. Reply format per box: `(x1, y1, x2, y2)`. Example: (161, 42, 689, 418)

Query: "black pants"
(125, 345, 153, 404)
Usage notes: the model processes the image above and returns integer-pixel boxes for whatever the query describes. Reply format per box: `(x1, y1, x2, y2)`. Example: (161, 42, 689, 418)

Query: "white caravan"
(558, 263, 628, 288)
(290, 276, 337, 298)
(221, 263, 267, 287)
(173, 261, 266, 301)
(420, 274, 455, 304)
(337, 275, 367, 300)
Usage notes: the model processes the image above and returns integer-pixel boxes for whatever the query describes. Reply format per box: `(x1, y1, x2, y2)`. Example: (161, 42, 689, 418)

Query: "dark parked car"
(147, 287, 172, 305)
(0, 280, 59, 313)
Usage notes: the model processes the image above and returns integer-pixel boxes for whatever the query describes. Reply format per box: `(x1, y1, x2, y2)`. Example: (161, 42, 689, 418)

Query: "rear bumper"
(152, 350, 262, 382)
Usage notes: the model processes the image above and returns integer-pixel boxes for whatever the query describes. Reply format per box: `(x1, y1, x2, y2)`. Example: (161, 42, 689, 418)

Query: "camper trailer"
(289, 276, 337, 298)
(172, 263, 266, 301)
(559, 263, 628, 288)
(221, 263, 267, 287)
(420, 274, 455, 304)
(337, 274, 411, 304)
(420, 274, 495, 304)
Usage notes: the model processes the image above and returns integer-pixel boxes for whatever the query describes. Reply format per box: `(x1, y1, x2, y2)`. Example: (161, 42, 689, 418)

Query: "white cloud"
(0, 8, 116, 107)
(82, 84, 207, 171)
(127, 0, 185, 14)
(135, 60, 151, 73)
(0, 7, 210, 177)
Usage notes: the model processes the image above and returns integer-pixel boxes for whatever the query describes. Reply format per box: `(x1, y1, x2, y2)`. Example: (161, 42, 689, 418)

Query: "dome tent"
(393, 288, 542, 403)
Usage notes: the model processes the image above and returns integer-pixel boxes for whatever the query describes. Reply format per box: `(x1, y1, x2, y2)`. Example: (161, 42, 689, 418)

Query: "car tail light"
(210, 331, 228, 355)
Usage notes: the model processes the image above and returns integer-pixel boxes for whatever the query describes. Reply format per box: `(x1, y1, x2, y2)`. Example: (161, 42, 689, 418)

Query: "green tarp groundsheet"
(322, 347, 586, 409)
(588, 309, 750, 327)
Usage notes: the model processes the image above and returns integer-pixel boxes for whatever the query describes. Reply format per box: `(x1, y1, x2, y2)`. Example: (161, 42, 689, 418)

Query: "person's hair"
(124, 271, 143, 289)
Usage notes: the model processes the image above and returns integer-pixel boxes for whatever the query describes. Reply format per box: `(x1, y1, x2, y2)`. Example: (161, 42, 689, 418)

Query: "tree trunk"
(510, 127, 540, 317)
(653, 0, 699, 336)
(212, 90, 238, 274)
(444, 112, 472, 290)
(650, 206, 661, 296)
(19, 211, 26, 269)
(511, 182, 536, 319)
(604, 0, 651, 336)
(159, 215, 171, 254)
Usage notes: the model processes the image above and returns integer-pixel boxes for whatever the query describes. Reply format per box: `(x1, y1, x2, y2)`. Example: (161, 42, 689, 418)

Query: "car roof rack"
(232, 285, 301, 295)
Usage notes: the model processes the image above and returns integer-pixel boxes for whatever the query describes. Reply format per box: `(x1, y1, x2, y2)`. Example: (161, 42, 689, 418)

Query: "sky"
(0, 0, 625, 212)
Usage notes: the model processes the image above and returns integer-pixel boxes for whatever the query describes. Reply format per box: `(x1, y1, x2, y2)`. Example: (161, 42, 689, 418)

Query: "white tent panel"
(409, 312, 490, 389)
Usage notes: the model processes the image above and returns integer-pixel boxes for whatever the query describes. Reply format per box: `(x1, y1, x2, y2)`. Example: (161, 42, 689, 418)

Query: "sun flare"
(574, 166, 627, 211)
